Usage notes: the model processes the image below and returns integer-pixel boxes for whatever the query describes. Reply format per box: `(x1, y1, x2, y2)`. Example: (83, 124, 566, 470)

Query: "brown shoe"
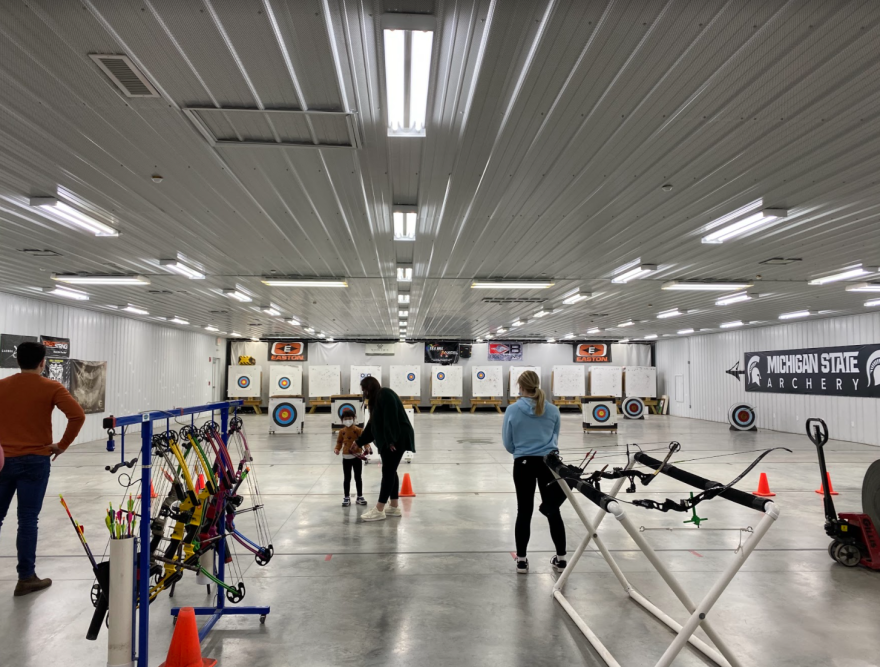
(14, 574, 52, 597)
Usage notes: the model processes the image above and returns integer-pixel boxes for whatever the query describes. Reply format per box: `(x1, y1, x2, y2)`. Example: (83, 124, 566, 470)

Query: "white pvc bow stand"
(544, 451, 780, 667)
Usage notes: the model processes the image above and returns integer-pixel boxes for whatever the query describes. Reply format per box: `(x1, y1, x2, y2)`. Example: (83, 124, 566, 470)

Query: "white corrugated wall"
(0, 292, 226, 446)
(656, 312, 880, 445)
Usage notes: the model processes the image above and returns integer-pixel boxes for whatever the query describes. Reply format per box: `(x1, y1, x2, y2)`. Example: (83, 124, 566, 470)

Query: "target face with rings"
(237, 376, 251, 389)
(476, 371, 486, 380)
(278, 377, 291, 390)
(337, 403, 357, 419)
(622, 397, 645, 419)
(592, 405, 611, 423)
(728, 403, 757, 431)
(437, 372, 446, 381)
(407, 372, 416, 381)
(272, 402, 298, 427)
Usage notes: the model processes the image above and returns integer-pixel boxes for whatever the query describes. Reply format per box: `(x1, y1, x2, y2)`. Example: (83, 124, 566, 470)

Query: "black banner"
(42, 358, 71, 389)
(0, 334, 39, 368)
(40, 335, 71, 359)
(424, 342, 460, 364)
(573, 342, 612, 363)
(744, 344, 880, 397)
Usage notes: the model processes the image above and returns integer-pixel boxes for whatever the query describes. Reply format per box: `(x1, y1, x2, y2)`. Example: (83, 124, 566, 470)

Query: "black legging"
(378, 446, 406, 504)
(342, 458, 363, 497)
(513, 456, 567, 558)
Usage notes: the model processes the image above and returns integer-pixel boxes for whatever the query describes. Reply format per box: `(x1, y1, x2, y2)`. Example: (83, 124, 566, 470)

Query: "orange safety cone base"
(754, 472, 776, 497)
(399, 473, 416, 497)
(815, 471, 839, 496)
(158, 607, 217, 667)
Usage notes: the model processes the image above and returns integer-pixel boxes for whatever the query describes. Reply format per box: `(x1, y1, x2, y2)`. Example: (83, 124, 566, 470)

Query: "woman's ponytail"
(517, 370, 545, 416)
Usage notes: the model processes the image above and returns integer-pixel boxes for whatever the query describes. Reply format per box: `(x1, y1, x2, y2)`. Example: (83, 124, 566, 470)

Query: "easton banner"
(40, 335, 71, 359)
(424, 342, 460, 364)
(268, 341, 307, 362)
(488, 342, 523, 361)
(574, 342, 612, 363)
(744, 344, 880, 397)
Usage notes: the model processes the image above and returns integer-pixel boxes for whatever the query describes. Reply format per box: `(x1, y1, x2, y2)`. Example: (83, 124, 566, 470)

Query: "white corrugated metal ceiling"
(0, 0, 879, 342)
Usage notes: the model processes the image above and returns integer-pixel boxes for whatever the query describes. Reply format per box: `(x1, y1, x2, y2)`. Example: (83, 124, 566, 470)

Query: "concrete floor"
(1, 410, 879, 666)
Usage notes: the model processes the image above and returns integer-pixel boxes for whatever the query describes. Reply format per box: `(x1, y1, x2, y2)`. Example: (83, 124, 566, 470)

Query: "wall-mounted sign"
(40, 335, 70, 359)
(42, 358, 71, 389)
(0, 334, 39, 368)
(488, 342, 523, 361)
(574, 342, 612, 363)
(424, 342, 459, 364)
(365, 342, 396, 355)
(745, 344, 880, 397)
(268, 340, 307, 362)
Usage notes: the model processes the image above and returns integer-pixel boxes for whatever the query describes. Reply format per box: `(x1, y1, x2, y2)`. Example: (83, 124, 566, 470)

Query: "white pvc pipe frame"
(550, 465, 779, 667)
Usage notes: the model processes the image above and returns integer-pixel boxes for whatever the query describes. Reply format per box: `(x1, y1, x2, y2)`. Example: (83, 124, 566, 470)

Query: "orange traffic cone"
(754, 472, 776, 497)
(137, 481, 157, 499)
(159, 607, 216, 667)
(815, 472, 839, 496)
(195, 473, 206, 493)
(399, 473, 416, 497)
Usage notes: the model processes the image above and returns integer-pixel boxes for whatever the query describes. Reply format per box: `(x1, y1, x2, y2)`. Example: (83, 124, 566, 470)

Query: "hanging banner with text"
(424, 342, 460, 364)
(744, 344, 880, 397)
(488, 342, 523, 361)
(268, 341, 307, 362)
(40, 335, 71, 358)
(573, 342, 612, 363)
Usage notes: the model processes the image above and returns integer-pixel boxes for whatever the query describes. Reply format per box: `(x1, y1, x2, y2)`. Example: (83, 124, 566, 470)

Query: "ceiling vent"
(148, 289, 173, 295)
(89, 54, 159, 98)
(481, 297, 546, 304)
(760, 257, 802, 265)
(19, 248, 61, 257)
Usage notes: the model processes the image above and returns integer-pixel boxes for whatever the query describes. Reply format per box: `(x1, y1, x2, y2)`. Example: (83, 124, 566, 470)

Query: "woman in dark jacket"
(355, 376, 415, 522)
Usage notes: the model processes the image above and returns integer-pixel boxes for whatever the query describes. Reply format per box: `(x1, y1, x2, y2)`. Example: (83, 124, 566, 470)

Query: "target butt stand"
(544, 451, 780, 667)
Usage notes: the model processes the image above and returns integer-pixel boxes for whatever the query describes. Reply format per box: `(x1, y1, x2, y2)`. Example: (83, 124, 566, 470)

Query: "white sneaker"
(360, 507, 386, 522)
(385, 505, 402, 517)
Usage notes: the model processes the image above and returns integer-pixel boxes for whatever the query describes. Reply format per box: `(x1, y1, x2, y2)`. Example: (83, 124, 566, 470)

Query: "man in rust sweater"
(0, 341, 85, 596)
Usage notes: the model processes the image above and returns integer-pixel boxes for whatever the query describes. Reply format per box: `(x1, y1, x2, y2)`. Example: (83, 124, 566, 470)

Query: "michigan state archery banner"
(744, 344, 880, 397)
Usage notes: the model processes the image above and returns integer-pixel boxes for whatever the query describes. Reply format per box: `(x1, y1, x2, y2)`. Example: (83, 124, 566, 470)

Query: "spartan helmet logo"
(747, 356, 762, 385)
(866, 350, 880, 387)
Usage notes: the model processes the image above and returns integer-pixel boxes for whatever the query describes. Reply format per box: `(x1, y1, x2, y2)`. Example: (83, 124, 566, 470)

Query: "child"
(335, 408, 370, 507)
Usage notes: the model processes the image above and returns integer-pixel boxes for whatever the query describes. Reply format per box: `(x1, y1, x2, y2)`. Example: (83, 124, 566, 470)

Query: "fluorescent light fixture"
(53, 274, 149, 285)
(611, 263, 656, 284)
(260, 305, 281, 317)
(223, 289, 252, 302)
(317, 333, 326, 339)
(30, 196, 118, 236)
(230, 332, 242, 337)
(662, 281, 753, 291)
(398, 294, 410, 304)
(305, 327, 315, 333)
(865, 299, 880, 307)
(721, 320, 744, 328)
(618, 321, 634, 327)
(562, 292, 591, 305)
(261, 277, 347, 287)
(642, 334, 658, 340)
(779, 310, 812, 320)
(677, 328, 694, 335)
(618, 338, 630, 343)
(43, 286, 89, 301)
(715, 291, 753, 306)
(250, 336, 259, 342)
(657, 308, 681, 319)
(383, 27, 434, 137)
(546, 338, 556, 343)
(485, 334, 493, 339)
(496, 328, 507, 334)
(701, 199, 788, 244)
(393, 211, 417, 240)
(327, 337, 335, 342)
(205, 325, 219, 332)
(399, 310, 409, 317)
(399, 323, 407, 328)
(123, 305, 148, 315)
(563, 333, 575, 339)
(808, 264, 869, 285)
(170, 317, 188, 325)
(475, 337, 484, 342)
(471, 280, 555, 289)
(846, 282, 880, 292)
(159, 259, 205, 280)
(533, 310, 549, 318)
(397, 265, 413, 282)
(287, 318, 301, 326)
(586, 327, 600, 334)
(512, 320, 524, 327)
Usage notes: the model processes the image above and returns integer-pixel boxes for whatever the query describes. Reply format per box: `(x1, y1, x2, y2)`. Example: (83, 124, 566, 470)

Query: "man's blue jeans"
(0, 455, 51, 579)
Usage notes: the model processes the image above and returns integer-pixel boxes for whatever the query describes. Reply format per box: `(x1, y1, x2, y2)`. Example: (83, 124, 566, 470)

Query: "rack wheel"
(260, 615, 266, 624)
(833, 542, 862, 567)
(828, 540, 840, 560)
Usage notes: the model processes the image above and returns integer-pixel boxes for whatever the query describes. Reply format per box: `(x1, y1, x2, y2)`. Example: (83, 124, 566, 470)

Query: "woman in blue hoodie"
(502, 370, 566, 574)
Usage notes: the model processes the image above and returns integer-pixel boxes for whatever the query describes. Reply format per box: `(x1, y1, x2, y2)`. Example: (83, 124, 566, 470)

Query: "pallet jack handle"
(806, 418, 837, 523)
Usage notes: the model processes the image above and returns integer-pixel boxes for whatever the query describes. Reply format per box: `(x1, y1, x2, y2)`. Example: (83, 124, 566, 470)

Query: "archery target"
(477, 371, 485, 380)
(228, 365, 262, 398)
(331, 395, 365, 429)
(390, 365, 420, 397)
(350, 366, 382, 394)
(407, 372, 416, 381)
(437, 372, 445, 381)
(728, 403, 757, 431)
(582, 400, 617, 429)
(268, 398, 304, 433)
(622, 396, 646, 419)
(431, 365, 462, 397)
(270, 365, 302, 397)
(472, 366, 502, 397)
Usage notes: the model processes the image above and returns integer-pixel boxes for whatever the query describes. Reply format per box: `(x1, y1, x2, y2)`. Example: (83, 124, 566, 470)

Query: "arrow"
(726, 361, 746, 381)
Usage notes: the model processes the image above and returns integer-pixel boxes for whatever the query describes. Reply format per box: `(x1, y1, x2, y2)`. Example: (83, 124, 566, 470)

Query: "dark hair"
(360, 376, 382, 411)
(17, 342, 46, 370)
(341, 407, 356, 419)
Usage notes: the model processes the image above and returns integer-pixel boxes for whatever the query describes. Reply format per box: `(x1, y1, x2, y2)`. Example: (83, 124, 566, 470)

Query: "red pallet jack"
(808, 418, 880, 570)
